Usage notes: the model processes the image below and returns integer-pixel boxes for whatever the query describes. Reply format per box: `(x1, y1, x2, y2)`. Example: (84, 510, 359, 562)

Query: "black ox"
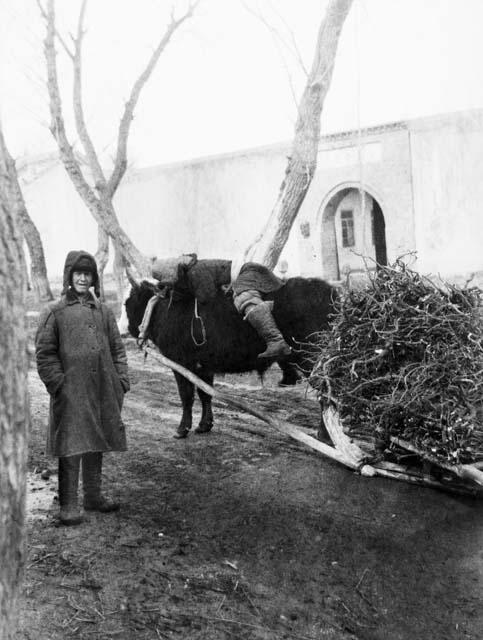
(125, 276, 336, 438)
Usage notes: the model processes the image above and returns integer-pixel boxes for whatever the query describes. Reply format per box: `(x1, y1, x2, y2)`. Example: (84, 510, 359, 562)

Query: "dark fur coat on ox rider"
(125, 260, 337, 438)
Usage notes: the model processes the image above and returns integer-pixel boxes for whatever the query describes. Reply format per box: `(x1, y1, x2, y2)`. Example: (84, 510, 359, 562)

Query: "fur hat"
(71, 255, 96, 274)
(62, 250, 100, 297)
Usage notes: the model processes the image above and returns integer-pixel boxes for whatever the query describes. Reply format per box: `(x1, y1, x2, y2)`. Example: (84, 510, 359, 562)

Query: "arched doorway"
(372, 199, 387, 267)
(319, 186, 387, 281)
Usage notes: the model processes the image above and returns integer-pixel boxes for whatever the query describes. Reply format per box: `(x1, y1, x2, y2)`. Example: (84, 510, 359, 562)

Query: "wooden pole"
(391, 437, 483, 487)
(142, 345, 482, 496)
(145, 348, 362, 469)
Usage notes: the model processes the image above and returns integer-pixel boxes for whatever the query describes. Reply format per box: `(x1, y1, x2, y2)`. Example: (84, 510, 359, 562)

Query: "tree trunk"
(95, 225, 109, 300)
(18, 207, 54, 301)
(43, 0, 150, 278)
(0, 129, 53, 301)
(113, 241, 128, 306)
(0, 132, 29, 640)
(42, 0, 197, 282)
(246, 0, 354, 269)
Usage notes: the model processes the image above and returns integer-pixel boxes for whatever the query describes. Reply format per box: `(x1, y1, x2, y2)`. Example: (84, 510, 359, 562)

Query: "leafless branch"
(274, 7, 309, 77)
(244, 0, 354, 268)
(240, 1, 305, 111)
(36, 0, 74, 58)
(72, 0, 106, 189)
(241, 1, 309, 73)
(107, 1, 200, 197)
(41, 0, 195, 277)
(267, 29, 300, 111)
(264, 0, 309, 76)
(43, 0, 100, 212)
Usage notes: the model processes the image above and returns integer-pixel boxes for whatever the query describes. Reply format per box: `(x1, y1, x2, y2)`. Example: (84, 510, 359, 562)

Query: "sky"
(1, 0, 483, 169)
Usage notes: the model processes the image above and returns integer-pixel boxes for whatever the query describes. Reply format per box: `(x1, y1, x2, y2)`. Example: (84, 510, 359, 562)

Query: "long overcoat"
(35, 250, 129, 457)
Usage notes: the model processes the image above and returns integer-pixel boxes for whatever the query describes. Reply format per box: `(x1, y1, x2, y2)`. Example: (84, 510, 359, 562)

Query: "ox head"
(119, 276, 162, 338)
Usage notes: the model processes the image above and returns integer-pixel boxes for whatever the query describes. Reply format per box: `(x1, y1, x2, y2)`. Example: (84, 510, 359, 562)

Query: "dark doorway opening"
(372, 200, 388, 266)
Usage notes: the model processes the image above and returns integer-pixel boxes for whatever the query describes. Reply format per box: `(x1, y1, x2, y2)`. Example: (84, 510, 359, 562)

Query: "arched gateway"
(318, 183, 388, 281)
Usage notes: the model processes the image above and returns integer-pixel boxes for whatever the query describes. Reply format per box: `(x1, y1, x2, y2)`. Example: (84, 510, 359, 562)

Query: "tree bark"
(0, 126, 29, 640)
(42, 0, 197, 281)
(18, 207, 54, 301)
(246, 0, 354, 269)
(113, 241, 128, 306)
(95, 225, 109, 300)
(0, 129, 53, 301)
(43, 2, 150, 275)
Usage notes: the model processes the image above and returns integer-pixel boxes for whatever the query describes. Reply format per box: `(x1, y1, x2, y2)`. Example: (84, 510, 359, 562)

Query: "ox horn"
(125, 263, 160, 292)
(125, 265, 140, 288)
(141, 276, 162, 293)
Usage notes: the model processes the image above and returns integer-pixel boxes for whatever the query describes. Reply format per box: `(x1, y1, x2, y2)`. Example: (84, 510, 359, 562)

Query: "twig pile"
(309, 260, 483, 465)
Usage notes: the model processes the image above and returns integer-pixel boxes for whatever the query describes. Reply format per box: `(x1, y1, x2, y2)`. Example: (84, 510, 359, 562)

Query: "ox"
(125, 276, 337, 438)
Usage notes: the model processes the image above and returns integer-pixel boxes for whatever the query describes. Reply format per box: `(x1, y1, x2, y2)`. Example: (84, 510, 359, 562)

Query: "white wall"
(24, 164, 99, 279)
(115, 164, 198, 259)
(115, 145, 296, 277)
(21, 110, 483, 284)
(409, 111, 483, 276)
(296, 126, 415, 278)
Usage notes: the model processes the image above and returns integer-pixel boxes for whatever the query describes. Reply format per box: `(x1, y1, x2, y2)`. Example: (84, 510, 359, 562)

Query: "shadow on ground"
(18, 340, 483, 640)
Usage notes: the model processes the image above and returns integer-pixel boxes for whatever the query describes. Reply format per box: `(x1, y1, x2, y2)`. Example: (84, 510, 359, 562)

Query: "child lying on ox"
(152, 254, 291, 360)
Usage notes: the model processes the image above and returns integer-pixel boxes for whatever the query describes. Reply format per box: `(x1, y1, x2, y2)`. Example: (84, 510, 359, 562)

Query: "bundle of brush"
(309, 259, 483, 466)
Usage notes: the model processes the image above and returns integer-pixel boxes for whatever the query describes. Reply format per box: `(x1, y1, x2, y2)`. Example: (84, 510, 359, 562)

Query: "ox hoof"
(173, 429, 190, 439)
(194, 424, 213, 435)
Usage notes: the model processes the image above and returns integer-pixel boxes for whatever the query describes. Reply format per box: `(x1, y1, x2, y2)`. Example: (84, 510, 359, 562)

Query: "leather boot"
(82, 452, 120, 512)
(58, 456, 83, 526)
(245, 302, 291, 359)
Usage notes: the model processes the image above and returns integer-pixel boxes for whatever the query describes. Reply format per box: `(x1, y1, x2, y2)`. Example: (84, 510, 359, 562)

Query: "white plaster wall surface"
(24, 165, 98, 278)
(190, 148, 289, 262)
(116, 145, 291, 267)
(19, 109, 483, 282)
(116, 125, 415, 280)
(115, 164, 198, 260)
(375, 130, 416, 262)
(297, 126, 414, 276)
(409, 110, 483, 276)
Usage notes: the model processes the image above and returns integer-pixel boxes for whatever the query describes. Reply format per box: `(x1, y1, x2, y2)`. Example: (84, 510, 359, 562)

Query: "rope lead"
(191, 298, 207, 346)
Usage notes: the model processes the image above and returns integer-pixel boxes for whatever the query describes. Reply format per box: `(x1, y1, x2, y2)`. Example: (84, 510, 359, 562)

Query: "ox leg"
(194, 372, 214, 434)
(277, 360, 300, 386)
(173, 372, 195, 439)
(317, 407, 331, 443)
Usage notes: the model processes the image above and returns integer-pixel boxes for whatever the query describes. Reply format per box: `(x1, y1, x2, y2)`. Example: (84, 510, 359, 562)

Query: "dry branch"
(390, 436, 483, 487)
(41, 0, 198, 279)
(143, 345, 363, 469)
(246, 0, 354, 268)
(43, 0, 149, 275)
(107, 1, 199, 198)
(309, 259, 483, 467)
(142, 343, 481, 496)
(72, 0, 106, 189)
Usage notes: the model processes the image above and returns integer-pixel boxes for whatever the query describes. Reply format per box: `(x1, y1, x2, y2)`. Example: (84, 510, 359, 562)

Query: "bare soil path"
(17, 340, 483, 640)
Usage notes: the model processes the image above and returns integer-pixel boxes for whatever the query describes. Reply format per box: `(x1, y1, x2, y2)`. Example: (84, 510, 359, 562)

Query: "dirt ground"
(16, 337, 483, 640)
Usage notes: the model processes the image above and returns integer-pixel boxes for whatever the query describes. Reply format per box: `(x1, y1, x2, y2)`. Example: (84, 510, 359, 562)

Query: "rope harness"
(190, 297, 207, 346)
(137, 291, 207, 348)
(137, 294, 160, 343)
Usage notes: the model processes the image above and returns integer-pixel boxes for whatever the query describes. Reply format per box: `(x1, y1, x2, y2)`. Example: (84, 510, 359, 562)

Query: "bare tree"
(41, 0, 198, 285)
(0, 130, 53, 301)
(0, 122, 29, 640)
(245, 0, 354, 268)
